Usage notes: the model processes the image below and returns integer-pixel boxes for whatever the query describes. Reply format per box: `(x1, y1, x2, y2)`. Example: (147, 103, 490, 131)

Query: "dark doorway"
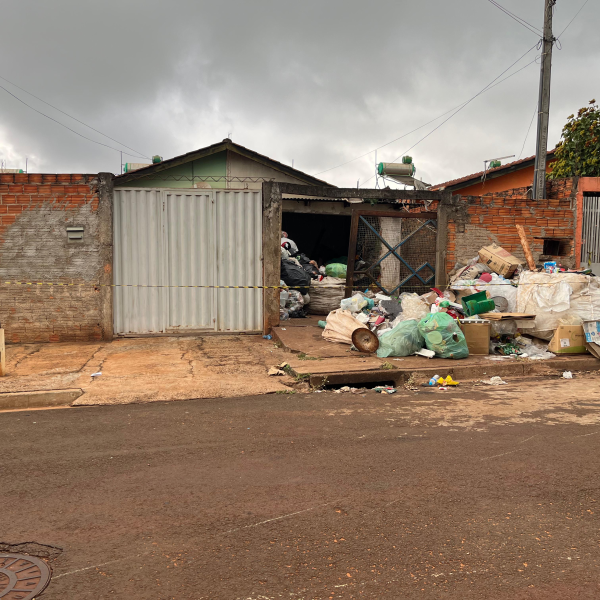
(281, 213, 351, 266)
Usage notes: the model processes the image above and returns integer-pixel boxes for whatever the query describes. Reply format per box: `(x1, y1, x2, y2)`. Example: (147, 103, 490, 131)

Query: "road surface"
(1, 376, 600, 599)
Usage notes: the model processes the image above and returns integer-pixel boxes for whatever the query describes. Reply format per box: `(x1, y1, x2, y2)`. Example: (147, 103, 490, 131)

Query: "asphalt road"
(1, 382, 600, 599)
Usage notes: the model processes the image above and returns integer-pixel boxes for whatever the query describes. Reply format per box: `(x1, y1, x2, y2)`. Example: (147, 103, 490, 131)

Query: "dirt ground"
(0, 336, 296, 405)
(2, 376, 600, 599)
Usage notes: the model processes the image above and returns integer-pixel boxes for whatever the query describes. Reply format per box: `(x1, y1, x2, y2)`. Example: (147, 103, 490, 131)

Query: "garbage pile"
(279, 231, 348, 320)
(321, 287, 469, 359)
(317, 242, 600, 361)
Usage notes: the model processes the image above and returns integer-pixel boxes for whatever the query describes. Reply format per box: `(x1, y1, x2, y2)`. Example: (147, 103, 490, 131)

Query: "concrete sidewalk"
(274, 318, 600, 387)
(0, 335, 295, 406)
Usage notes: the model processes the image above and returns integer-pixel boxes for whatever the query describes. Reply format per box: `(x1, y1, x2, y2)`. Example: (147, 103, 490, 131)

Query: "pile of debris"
(279, 231, 347, 320)
(316, 242, 600, 361)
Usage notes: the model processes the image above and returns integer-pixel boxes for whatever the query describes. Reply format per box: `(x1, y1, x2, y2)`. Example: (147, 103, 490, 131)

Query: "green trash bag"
(325, 263, 347, 278)
(377, 319, 425, 358)
(418, 313, 469, 359)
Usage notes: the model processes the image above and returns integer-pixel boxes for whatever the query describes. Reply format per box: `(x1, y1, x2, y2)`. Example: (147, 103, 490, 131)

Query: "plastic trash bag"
(340, 293, 368, 313)
(484, 273, 518, 312)
(377, 319, 425, 358)
(325, 263, 347, 279)
(398, 293, 430, 321)
(281, 258, 311, 293)
(418, 313, 469, 359)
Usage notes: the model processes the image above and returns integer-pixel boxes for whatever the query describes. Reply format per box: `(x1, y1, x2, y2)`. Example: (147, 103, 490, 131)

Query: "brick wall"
(478, 177, 576, 200)
(444, 179, 577, 273)
(0, 173, 112, 343)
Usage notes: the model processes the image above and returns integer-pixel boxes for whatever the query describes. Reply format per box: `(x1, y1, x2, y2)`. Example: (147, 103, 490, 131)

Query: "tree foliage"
(548, 100, 600, 179)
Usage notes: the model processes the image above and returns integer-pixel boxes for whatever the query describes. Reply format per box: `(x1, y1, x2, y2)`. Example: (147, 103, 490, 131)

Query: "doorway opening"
(281, 212, 351, 267)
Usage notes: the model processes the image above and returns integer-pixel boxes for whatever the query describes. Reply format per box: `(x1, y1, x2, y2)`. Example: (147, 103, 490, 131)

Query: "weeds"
(380, 362, 394, 370)
(404, 373, 419, 392)
(276, 389, 297, 395)
(311, 376, 329, 392)
(297, 353, 321, 361)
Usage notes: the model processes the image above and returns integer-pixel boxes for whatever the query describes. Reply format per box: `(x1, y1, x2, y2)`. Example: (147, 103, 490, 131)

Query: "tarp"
(516, 272, 600, 340)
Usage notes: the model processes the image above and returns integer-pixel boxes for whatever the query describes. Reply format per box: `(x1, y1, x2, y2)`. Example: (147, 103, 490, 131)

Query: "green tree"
(548, 100, 600, 179)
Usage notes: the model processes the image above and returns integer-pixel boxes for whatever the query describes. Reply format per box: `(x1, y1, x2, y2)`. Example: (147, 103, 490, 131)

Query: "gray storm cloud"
(0, 0, 597, 186)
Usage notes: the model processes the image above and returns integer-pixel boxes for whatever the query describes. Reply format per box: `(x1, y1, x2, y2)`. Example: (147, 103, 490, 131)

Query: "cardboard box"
(478, 244, 523, 278)
(583, 320, 600, 358)
(548, 325, 589, 354)
(459, 321, 490, 355)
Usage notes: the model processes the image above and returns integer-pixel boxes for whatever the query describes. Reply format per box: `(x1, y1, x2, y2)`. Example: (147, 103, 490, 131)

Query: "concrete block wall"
(0, 173, 112, 343)
(444, 178, 577, 273)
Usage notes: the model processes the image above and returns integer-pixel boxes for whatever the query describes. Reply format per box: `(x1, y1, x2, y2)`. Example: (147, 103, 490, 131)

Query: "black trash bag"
(295, 253, 320, 279)
(281, 258, 311, 294)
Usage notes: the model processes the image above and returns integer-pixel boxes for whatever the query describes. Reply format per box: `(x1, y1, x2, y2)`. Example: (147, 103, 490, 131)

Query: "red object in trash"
(479, 272, 493, 283)
(374, 316, 385, 326)
(430, 287, 443, 297)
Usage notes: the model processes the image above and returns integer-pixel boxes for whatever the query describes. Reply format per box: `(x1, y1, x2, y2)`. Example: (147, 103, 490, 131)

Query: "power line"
(557, 0, 590, 39)
(313, 106, 463, 176)
(0, 84, 149, 160)
(518, 103, 538, 159)
(361, 43, 540, 186)
(485, 0, 543, 36)
(0, 74, 151, 160)
(314, 55, 537, 178)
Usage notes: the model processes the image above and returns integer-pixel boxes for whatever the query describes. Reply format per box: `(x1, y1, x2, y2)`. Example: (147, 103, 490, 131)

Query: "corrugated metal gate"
(581, 195, 600, 272)
(113, 188, 262, 334)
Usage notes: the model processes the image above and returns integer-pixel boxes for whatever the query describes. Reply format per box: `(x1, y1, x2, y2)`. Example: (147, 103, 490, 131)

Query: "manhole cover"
(0, 554, 52, 600)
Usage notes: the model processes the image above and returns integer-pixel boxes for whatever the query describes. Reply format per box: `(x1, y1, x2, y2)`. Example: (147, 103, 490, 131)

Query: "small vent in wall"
(67, 226, 84, 242)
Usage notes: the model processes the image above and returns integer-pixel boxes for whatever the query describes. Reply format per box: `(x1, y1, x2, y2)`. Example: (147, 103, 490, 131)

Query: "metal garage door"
(113, 188, 262, 334)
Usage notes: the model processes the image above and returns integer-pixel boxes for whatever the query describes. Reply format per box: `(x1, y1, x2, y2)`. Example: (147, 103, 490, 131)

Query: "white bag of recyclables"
(483, 273, 518, 312)
(308, 277, 345, 315)
(340, 293, 368, 313)
(397, 293, 429, 322)
(322, 309, 368, 345)
(516, 271, 600, 340)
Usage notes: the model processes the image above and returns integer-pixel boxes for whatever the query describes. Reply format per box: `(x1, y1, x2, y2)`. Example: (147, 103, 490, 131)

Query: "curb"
(303, 357, 600, 388)
(0, 389, 83, 411)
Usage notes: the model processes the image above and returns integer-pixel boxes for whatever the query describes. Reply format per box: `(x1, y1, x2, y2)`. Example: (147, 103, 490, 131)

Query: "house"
(114, 138, 330, 190)
(111, 139, 339, 336)
(2, 133, 597, 344)
(431, 150, 557, 196)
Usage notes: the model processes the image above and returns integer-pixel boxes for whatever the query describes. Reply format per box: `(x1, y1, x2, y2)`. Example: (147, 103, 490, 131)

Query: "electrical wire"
(0, 84, 149, 160)
(314, 55, 537, 178)
(361, 43, 540, 187)
(0, 74, 151, 160)
(557, 0, 590, 39)
(485, 0, 543, 36)
(518, 103, 538, 159)
(314, 105, 465, 176)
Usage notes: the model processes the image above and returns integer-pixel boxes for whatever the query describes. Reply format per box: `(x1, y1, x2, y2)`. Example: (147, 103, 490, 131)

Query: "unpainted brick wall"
(0, 173, 105, 343)
(445, 178, 577, 273)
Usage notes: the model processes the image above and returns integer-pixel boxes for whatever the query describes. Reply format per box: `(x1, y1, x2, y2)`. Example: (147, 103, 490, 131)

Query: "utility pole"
(532, 0, 556, 200)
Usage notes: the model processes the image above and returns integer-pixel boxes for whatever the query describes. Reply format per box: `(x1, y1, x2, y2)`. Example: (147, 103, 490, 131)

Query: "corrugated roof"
(114, 138, 333, 187)
(430, 149, 556, 191)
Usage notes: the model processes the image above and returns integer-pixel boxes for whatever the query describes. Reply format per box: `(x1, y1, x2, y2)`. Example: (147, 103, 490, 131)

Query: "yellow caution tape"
(0, 279, 593, 290)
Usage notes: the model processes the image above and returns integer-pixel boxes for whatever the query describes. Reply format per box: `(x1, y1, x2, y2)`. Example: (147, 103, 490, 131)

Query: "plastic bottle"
(428, 374, 441, 386)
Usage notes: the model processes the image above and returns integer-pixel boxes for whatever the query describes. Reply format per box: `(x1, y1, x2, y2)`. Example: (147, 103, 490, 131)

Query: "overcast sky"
(0, 0, 598, 187)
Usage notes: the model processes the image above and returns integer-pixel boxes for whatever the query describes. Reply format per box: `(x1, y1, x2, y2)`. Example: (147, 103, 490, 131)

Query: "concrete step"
(292, 356, 600, 388)
(0, 389, 83, 411)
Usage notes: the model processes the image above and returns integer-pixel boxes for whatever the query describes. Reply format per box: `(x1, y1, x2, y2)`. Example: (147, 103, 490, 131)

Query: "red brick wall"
(0, 173, 106, 343)
(446, 179, 577, 273)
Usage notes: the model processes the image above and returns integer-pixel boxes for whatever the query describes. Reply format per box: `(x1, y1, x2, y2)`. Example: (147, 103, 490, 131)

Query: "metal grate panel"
(350, 213, 437, 296)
